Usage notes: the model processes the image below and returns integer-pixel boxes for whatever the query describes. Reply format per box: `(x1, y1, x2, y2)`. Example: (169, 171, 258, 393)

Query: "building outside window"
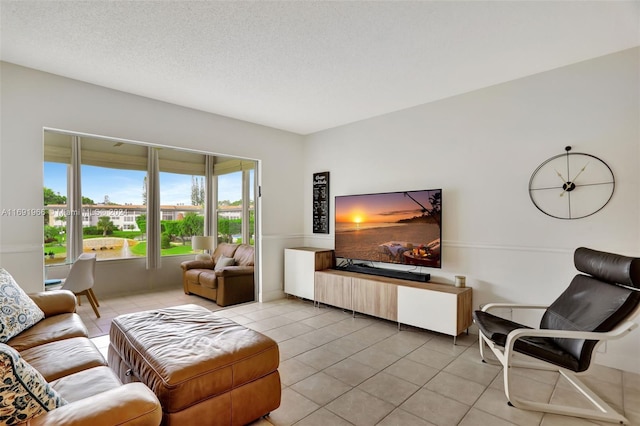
(44, 130, 256, 264)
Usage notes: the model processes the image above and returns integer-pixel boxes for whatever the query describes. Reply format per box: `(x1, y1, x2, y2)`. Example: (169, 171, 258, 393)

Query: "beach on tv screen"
(335, 189, 442, 268)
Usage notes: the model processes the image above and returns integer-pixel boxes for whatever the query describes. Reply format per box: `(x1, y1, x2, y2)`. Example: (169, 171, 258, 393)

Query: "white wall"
(303, 48, 640, 372)
(1, 48, 638, 372)
(0, 62, 305, 301)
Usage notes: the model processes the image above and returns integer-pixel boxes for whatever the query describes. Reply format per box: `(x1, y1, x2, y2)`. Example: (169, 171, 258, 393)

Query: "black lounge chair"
(473, 247, 640, 424)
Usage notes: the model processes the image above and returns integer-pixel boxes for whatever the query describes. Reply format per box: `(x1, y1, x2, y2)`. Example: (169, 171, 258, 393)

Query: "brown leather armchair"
(181, 243, 255, 306)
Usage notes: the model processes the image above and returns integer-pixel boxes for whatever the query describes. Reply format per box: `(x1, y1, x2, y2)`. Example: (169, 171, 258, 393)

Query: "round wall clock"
(529, 147, 615, 220)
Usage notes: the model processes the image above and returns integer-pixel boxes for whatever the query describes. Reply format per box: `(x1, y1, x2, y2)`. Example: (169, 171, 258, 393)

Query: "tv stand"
(283, 248, 473, 342)
(315, 268, 473, 342)
(338, 264, 430, 283)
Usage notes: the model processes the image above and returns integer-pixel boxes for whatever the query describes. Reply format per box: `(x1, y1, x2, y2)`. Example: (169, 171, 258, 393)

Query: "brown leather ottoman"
(108, 304, 281, 425)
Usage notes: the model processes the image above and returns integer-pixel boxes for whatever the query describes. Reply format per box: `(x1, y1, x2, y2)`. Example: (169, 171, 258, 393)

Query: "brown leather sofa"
(180, 243, 255, 307)
(7, 290, 162, 425)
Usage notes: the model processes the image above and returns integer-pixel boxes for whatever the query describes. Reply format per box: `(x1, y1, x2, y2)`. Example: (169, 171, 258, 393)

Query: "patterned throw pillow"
(0, 268, 45, 343)
(214, 255, 235, 271)
(0, 343, 67, 424)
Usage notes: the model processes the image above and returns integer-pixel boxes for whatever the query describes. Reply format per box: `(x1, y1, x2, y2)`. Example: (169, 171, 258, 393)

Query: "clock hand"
(560, 181, 577, 197)
(560, 162, 589, 197)
(571, 162, 589, 184)
(553, 168, 567, 183)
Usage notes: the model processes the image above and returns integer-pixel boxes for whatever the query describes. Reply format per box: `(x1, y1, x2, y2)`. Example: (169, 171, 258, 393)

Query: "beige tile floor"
(84, 287, 640, 426)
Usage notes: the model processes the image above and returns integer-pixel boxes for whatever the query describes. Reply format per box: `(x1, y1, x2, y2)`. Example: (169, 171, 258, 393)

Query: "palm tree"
(97, 216, 115, 237)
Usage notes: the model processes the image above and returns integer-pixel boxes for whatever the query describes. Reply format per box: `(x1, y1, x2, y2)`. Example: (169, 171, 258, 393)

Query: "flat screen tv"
(334, 189, 442, 268)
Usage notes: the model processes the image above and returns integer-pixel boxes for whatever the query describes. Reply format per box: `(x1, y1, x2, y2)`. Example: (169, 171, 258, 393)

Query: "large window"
(81, 164, 147, 259)
(43, 162, 68, 264)
(159, 172, 204, 256)
(44, 130, 256, 265)
(215, 166, 255, 246)
(217, 171, 243, 244)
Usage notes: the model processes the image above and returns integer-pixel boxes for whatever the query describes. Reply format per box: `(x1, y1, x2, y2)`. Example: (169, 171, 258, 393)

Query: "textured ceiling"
(1, 1, 639, 135)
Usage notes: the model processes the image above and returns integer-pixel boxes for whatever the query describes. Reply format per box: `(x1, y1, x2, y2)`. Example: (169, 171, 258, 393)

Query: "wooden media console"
(315, 269, 473, 343)
(284, 247, 472, 343)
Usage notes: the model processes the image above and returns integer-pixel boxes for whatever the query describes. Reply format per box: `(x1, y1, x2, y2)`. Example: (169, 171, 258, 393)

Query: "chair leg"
(88, 288, 100, 307)
(503, 360, 629, 424)
(478, 332, 487, 361)
(78, 290, 100, 318)
(84, 291, 96, 309)
(477, 333, 502, 367)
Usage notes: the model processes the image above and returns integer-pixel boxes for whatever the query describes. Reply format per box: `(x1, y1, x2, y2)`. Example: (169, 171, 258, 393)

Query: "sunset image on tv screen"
(334, 189, 442, 268)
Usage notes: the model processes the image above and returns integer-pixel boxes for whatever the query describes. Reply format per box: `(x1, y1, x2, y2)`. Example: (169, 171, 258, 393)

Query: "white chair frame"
(478, 302, 640, 425)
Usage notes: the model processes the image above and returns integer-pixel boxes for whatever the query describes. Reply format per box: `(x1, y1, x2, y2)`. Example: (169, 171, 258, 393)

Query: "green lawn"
(129, 242, 145, 256)
(163, 244, 195, 255)
(112, 230, 144, 239)
(46, 239, 193, 258)
(130, 242, 195, 257)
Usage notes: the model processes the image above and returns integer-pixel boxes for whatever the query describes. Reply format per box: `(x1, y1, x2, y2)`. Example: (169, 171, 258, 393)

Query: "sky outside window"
(44, 163, 244, 205)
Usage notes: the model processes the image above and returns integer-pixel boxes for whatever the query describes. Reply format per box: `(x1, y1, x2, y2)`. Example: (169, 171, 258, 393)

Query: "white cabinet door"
(284, 248, 316, 300)
(397, 286, 457, 336)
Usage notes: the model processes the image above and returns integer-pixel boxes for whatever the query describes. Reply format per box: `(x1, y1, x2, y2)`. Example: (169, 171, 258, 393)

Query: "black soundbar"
(337, 264, 430, 283)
